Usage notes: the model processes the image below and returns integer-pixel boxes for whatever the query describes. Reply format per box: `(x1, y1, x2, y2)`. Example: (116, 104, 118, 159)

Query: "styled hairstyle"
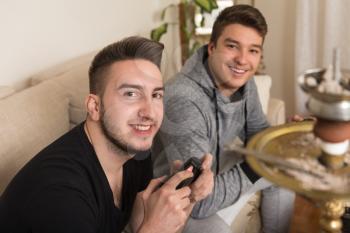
(89, 36, 164, 95)
(210, 4, 268, 45)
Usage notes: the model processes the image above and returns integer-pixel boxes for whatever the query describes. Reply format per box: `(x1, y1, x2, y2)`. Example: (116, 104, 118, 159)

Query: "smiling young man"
(207, 23, 263, 96)
(152, 5, 295, 233)
(0, 37, 212, 233)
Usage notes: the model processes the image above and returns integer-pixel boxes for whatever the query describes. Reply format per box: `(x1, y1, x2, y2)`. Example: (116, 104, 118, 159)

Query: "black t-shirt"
(0, 123, 153, 233)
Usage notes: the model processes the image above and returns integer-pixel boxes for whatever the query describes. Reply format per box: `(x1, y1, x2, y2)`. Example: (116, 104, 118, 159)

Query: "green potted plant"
(151, 0, 219, 64)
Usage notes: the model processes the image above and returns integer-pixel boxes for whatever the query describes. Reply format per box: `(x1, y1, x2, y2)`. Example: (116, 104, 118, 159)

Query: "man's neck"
(84, 119, 130, 206)
(84, 120, 130, 170)
(218, 86, 238, 97)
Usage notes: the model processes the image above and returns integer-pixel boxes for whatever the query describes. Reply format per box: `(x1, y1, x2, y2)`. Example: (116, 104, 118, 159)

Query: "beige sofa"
(0, 52, 285, 233)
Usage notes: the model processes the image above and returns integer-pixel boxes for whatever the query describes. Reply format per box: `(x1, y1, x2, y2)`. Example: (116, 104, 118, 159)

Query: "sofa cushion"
(0, 86, 15, 99)
(230, 193, 261, 233)
(0, 81, 70, 193)
(31, 52, 95, 127)
(254, 75, 272, 115)
(44, 63, 89, 126)
(31, 51, 96, 86)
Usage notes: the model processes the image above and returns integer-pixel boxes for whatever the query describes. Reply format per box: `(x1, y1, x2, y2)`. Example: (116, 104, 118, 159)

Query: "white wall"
(1, 0, 299, 117)
(0, 0, 167, 90)
(255, 0, 297, 116)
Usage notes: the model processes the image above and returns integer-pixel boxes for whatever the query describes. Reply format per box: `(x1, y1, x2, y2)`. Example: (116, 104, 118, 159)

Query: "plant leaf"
(200, 8, 205, 27)
(189, 41, 202, 56)
(209, 0, 218, 9)
(160, 7, 168, 20)
(150, 23, 168, 42)
(160, 4, 176, 20)
(194, 0, 218, 13)
(184, 28, 192, 42)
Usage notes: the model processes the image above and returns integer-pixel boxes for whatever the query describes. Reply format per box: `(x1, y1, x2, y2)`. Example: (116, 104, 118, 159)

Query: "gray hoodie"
(152, 46, 269, 218)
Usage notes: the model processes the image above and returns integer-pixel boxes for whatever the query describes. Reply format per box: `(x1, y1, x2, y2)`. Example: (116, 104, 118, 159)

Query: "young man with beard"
(0, 36, 213, 233)
(152, 5, 295, 233)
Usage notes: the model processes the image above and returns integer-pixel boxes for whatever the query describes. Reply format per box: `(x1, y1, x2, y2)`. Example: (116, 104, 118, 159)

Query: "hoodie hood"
(179, 45, 217, 99)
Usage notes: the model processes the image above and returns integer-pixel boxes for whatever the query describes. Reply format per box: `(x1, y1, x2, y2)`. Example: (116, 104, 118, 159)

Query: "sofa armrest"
(267, 97, 286, 126)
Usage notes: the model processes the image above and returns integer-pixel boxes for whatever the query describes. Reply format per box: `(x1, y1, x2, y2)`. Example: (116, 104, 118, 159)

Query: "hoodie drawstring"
(213, 89, 220, 175)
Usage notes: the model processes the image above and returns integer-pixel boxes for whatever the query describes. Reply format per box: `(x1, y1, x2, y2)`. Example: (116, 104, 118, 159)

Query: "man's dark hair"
(89, 36, 164, 95)
(210, 4, 268, 45)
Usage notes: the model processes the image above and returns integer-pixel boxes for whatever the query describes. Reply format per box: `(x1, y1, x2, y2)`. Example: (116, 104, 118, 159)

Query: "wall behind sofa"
(255, 0, 297, 116)
(0, 0, 168, 90)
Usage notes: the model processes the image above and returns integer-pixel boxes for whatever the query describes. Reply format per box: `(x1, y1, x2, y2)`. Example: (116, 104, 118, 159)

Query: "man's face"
(99, 59, 164, 154)
(208, 23, 263, 96)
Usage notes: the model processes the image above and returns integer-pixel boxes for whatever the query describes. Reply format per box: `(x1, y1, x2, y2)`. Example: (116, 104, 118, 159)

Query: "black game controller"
(175, 157, 202, 189)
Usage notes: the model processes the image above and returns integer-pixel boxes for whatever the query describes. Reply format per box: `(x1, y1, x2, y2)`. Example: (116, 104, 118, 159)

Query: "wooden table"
(289, 195, 321, 233)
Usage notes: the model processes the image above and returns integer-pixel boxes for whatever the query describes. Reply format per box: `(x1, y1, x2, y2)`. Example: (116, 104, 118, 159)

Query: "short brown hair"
(89, 36, 164, 95)
(210, 4, 268, 45)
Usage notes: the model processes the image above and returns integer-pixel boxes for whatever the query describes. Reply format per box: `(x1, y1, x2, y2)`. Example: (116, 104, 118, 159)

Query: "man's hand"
(189, 154, 214, 203)
(288, 114, 316, 122)
(138, 169, 193, 233)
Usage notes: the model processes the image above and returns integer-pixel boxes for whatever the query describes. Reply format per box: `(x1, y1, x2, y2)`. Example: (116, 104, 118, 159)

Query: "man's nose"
(138, 98, 155, 120)
(235, 49, 248, 65)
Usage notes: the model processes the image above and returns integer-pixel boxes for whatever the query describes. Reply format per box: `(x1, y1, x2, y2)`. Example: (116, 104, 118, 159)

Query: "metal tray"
(246, 121, 350, 200)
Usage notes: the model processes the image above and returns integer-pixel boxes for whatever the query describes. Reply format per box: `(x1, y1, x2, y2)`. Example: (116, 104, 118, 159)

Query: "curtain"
(295, 0, 350, 113)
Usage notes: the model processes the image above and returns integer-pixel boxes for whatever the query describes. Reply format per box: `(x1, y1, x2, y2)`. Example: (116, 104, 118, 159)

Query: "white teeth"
(229, 66, 246, 74)
(134, 125, 151, 131)
(234, 68, 245, 74)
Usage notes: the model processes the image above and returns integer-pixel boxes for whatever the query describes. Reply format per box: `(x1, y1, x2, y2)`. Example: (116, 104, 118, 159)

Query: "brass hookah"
(231, 48, 350, 233)
(300, 49, 350, 233)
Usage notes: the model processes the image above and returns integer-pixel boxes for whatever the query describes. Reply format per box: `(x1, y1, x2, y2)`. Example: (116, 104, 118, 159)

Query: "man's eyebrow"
(224, 38, 262, 50)
(117, 84, 164, 92)
(118, 84, 143, 90)
(224, 38, 238, 44)
(154, 87, 164, 92)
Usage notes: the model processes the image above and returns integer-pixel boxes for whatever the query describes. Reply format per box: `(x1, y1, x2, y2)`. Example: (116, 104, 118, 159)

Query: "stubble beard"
(100, 104, 148, 156)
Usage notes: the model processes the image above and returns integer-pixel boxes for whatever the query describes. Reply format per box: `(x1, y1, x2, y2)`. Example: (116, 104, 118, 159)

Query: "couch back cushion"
(0, 81, 70, 193)
(31, 52, 95, 128)
(42, 63, 89, 127)
(253, 75, 271, 115)
(0, 86, 15, 99)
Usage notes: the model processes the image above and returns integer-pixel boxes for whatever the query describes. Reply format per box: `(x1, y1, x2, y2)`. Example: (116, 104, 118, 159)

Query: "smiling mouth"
(132, 124, 152, 131)
(228, 65, 248, 75)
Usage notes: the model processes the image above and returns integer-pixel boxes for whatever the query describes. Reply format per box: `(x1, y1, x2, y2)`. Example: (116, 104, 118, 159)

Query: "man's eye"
(124, 91, 138, 97)
(250, 49, 260, 55)
(153, 92, 163, 99)
(227, 44, 238, 49)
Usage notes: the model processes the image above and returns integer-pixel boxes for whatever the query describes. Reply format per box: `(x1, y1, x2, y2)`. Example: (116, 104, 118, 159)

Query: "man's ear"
(208, 42, 215, 56)
(85, 94, 101, 121)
